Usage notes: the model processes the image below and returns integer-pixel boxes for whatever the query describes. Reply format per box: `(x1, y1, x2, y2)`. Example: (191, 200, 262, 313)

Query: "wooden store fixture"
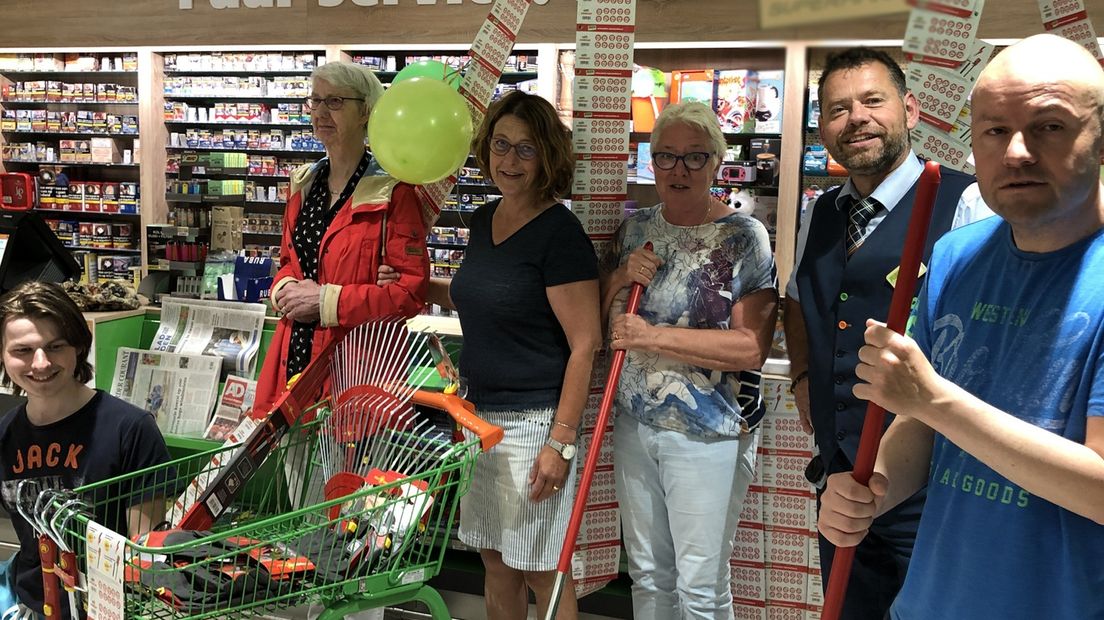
(0, 0, 1085, 287)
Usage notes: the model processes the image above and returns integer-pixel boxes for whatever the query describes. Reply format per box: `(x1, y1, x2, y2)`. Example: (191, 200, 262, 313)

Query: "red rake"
(821, 161, 942, 620)
(546, 241, 652, 619)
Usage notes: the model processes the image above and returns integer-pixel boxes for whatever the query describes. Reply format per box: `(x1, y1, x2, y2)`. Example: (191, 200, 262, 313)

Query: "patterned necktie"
(846, 195, 883, 257)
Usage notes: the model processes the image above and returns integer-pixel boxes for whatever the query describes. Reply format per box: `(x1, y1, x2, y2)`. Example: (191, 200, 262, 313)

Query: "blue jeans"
(614, 415, 760, 620)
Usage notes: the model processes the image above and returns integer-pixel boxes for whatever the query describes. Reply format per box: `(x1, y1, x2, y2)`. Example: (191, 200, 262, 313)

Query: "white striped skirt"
(458, 406, 579, 572)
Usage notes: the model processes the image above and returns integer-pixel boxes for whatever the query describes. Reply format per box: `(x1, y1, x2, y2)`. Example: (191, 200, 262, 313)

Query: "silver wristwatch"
(545, 437, 577, 460)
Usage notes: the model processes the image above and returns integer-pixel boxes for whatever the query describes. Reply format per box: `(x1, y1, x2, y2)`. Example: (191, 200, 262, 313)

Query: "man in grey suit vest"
(783, 47, 991, 619)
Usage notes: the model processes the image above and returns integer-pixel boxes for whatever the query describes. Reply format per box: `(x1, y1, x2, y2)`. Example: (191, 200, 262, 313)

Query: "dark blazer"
(794, 162, 975, 471)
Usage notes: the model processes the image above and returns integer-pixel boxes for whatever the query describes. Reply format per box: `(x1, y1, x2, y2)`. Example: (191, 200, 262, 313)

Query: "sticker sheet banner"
(415, 0, 533, 227)
(577, 0, 637, 26)
(905, 39, 993, 131)
(573, 155, 632, 197)
(1037, 0, 1104, 61)
(574, 72, 634, 116)
(575, 28, 636, 73)
(903, 0, 985, 65)
(911, 121, 975, 174)
(573, 117, 631, 155)
(569, 4, 637, 597)
(571, 199, 629, 239)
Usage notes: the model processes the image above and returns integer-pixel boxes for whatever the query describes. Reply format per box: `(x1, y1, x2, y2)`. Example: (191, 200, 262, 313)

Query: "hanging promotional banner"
(567, 0, 636, 598)
(903, 0, 987, 173)
(902, 0, 985, 65)
(1037, 0, 1104, 61)
(413, 0, 533, 225)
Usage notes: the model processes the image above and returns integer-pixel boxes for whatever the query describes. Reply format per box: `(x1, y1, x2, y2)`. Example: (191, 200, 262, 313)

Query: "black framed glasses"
(304, 95, 362, 112)
(490, 138, 538, 160)
(652, 151, 713, 171)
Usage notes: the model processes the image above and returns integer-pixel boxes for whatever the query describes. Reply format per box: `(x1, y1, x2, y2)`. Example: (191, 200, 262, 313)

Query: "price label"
(87, 521, 126, 620)
(577, 0, 637, 26)
(911, 121, 975, 174)
(572, 121, 630, 155)
(903, 3, 984, 63)
(576, 31, 635, 71)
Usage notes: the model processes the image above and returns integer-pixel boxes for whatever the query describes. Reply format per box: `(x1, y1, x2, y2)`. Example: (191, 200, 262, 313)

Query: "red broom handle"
(822, 161, 942, 620)
(554, 241, 651, 575)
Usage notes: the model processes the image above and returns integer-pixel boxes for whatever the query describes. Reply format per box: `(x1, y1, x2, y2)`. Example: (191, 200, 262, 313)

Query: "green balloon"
(393, 60, 462, 90)
(368, 78, 474, 185)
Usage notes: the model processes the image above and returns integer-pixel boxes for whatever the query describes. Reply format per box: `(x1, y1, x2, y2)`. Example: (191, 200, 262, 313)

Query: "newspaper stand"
(31, 321, 502, 620)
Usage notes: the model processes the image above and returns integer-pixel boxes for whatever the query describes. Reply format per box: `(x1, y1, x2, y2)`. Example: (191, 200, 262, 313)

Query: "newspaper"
(204, 375, 257, 441)
(110, 348, 220, 438)
(152, 298, 266, 379)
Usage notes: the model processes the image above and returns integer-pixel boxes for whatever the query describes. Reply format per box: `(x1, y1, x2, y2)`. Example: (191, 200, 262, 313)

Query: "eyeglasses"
(490, 138, 538, 161)
(652, 151, 713, 171)
(304, 95, 363, 112)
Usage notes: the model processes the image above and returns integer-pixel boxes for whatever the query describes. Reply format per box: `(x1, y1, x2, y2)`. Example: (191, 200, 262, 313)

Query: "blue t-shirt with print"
(893, 217, 1104, 619)
(601, 206, 776, 437)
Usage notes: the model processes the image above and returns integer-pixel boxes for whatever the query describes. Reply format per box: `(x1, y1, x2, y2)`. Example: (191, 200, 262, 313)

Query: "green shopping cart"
(29, 319, 501, 620)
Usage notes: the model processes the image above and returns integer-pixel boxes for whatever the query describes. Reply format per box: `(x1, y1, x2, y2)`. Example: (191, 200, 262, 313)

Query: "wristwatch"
(545, 437, 577, 460)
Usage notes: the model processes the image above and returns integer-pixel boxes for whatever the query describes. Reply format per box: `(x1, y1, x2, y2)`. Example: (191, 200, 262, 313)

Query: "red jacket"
(253, 161, 429, 416)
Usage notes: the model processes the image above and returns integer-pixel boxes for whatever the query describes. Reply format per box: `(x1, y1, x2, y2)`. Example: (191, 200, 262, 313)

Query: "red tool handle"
(554, 241, 651, 575)
(822, 161, 942, 620)
(38, 534, 61, 620)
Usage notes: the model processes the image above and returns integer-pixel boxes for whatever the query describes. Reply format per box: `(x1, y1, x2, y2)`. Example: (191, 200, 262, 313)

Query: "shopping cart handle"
(409, 389, 503, 451)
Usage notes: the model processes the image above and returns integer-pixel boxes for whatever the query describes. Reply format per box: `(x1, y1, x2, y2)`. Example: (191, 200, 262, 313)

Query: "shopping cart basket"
(30, 319, 502, 620)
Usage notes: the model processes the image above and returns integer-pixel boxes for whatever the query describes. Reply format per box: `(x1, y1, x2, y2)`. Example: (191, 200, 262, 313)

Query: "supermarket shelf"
(64, 245, 141, 254)
(2, 159, 137, 167)
(1, 70, 136, 77)
(164, 69, 313, 76)
(36, 208, 140, 217)
(166, 170, 290, 180)
(166, 120, 310, 128)
(166, 193, 247, 203)
(167, 145, 324, 155)
(2, 130, 139, 138)
(0, 99, 137, 106)
(630, 131, 783, 141)
(163, 95, 306, 102)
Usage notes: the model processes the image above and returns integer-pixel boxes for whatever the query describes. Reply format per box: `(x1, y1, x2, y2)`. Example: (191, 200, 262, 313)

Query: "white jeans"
(614, 415, 760, 620)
